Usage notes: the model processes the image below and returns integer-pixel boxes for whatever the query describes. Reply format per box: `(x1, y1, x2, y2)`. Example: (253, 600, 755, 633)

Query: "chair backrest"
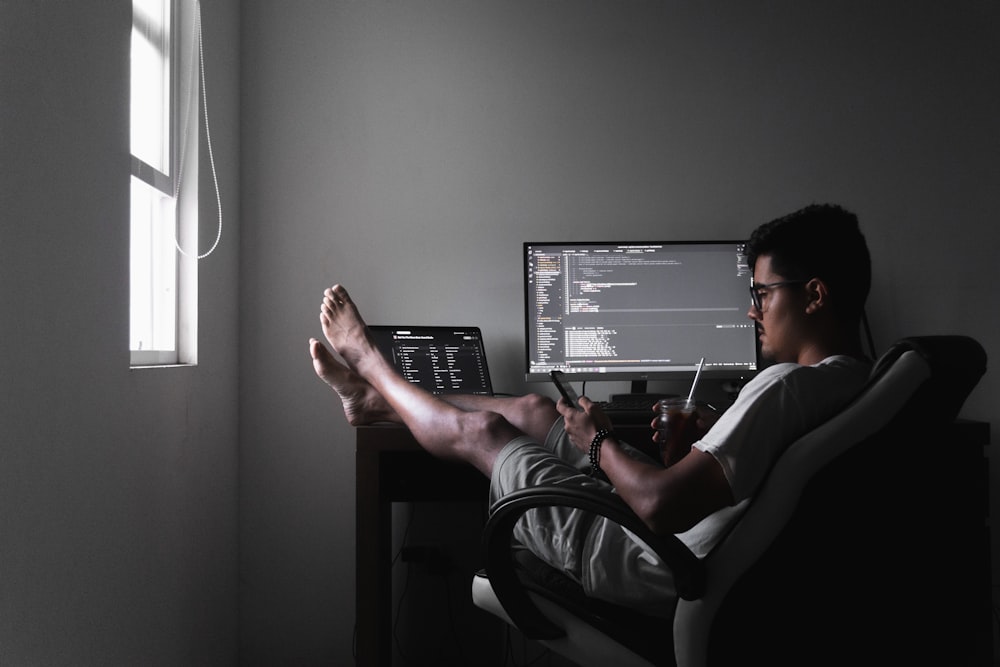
(673, 335, 986, 667)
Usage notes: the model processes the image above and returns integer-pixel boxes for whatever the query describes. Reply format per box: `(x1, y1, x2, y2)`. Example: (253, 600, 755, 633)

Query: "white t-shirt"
(678, 354, 871, 557)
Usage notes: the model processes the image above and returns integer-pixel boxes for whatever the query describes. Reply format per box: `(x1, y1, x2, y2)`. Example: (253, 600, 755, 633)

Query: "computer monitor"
(523, 240, 759, 386)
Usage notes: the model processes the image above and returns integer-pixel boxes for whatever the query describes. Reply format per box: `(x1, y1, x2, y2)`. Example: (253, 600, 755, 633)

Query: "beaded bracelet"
(589, 428, 614, 478)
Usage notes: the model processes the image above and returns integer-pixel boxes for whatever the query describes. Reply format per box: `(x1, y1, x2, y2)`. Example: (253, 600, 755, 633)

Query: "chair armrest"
(483, 484, 705, 640)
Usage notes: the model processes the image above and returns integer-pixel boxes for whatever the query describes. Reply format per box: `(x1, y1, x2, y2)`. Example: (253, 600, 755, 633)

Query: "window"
(130, 0, 198, 366)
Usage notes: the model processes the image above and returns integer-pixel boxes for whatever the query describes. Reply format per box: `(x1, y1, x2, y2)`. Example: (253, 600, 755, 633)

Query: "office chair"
(472, 336, 987, 666)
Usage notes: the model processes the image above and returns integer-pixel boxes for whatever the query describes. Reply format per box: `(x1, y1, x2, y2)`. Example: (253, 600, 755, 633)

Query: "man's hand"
(556, 395, 613, 455)
(648, 403, 721, 444)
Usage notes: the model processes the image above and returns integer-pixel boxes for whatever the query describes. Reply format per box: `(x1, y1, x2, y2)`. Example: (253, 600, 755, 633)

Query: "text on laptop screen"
(523, 241, 758, 383)
(370, 326, 494, 395)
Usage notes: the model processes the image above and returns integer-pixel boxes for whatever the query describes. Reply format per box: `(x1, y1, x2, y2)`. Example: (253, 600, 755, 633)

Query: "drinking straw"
(687, 357, 706, 403)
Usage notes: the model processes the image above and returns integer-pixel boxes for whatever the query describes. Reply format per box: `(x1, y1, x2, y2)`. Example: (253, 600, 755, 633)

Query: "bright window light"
(130, 176, 177, 355)
(130, 0, 199, 367)
(130, 0, 170, 176)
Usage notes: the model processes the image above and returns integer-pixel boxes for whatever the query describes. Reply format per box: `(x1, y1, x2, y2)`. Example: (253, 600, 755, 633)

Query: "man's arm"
(600, 438, 733, 535)
(559, 396, 734, 536)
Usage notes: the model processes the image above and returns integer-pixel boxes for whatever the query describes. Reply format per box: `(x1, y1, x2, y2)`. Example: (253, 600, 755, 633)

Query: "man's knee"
(455, 393, 557, 450)
(459, 409, 520, 443)
(516, 394, 559, 419)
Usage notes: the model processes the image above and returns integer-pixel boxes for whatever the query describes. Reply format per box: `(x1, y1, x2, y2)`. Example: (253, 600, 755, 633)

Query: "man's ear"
(804, 278, 829, 314)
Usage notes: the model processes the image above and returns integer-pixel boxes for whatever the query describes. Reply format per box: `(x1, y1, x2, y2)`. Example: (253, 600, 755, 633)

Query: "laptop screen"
(369, 325, 494, 396)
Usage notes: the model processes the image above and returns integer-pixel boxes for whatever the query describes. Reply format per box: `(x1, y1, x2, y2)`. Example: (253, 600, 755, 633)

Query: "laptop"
(369, 325, 494, 396)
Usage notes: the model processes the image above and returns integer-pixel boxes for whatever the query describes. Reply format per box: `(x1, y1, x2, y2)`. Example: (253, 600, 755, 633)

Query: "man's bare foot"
(309, 338, 398, 425)
(319, 284, 382, 375)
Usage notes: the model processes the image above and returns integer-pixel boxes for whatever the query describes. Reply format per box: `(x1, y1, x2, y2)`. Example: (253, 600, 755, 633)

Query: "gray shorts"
(489, 419, 678, 617)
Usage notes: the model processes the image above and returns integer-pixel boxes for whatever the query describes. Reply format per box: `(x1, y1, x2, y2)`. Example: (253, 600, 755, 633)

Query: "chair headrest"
(870, 336, 986, 422)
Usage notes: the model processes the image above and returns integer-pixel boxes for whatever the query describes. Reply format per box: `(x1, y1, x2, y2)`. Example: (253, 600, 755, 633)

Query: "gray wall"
(1, 1, 240, 664)
(239, 1, 998, 664)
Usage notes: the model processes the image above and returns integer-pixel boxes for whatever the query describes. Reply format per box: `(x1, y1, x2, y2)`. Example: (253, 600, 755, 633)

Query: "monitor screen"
(523, 240, 758, 383)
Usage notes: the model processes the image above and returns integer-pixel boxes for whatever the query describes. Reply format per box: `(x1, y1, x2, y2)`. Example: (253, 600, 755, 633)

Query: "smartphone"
(550, 370, 582, 410)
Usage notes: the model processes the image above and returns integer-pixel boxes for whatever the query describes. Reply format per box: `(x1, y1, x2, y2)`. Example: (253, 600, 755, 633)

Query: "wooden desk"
(355, 425, 489, 667)
(353, 419, 662, 666)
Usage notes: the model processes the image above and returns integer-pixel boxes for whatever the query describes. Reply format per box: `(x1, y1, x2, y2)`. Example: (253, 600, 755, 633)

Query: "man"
(308, 203, 872, 615)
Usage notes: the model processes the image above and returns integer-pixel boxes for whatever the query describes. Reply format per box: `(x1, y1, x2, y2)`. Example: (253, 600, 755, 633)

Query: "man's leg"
(314, 284, 532, 477)
(310, 338, 560, 444)
(436, 392, 560, 446)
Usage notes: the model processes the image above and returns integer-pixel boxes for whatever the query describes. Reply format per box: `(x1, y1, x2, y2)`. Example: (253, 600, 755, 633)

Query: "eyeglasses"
(749, 280, 807, 312)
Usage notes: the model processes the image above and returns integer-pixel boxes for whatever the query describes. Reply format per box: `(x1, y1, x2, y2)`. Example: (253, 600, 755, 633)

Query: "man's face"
(748, 255, 807, 364)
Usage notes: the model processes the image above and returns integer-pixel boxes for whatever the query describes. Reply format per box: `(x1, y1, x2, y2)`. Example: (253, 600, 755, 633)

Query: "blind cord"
(174, 0, 222, 260)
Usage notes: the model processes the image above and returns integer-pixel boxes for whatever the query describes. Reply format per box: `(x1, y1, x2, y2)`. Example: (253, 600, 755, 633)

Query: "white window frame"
(130, 0, 198, 367)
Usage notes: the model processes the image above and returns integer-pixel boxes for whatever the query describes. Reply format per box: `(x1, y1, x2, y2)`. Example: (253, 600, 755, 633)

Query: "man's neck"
(797, 333, 867, 366)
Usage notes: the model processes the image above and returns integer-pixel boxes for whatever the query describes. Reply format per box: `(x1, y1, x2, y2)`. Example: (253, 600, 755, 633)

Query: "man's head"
(746, 204, 871, 363)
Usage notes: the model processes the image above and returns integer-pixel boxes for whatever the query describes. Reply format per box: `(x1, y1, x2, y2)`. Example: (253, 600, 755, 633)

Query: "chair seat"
(471, 569, 662, 667)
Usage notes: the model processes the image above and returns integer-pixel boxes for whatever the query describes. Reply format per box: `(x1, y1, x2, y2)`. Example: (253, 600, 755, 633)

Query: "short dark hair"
(746, 204, 871, 321)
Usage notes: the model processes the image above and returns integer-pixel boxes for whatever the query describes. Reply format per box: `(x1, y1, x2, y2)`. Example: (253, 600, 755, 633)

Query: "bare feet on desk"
(309, 337, 397, 426)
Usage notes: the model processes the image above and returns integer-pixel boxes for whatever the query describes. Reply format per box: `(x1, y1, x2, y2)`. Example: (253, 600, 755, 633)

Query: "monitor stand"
(608, 380, 677, 406)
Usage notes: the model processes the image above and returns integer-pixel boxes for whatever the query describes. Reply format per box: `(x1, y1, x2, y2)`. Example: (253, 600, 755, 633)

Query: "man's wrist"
(589, 428, 614, 478)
